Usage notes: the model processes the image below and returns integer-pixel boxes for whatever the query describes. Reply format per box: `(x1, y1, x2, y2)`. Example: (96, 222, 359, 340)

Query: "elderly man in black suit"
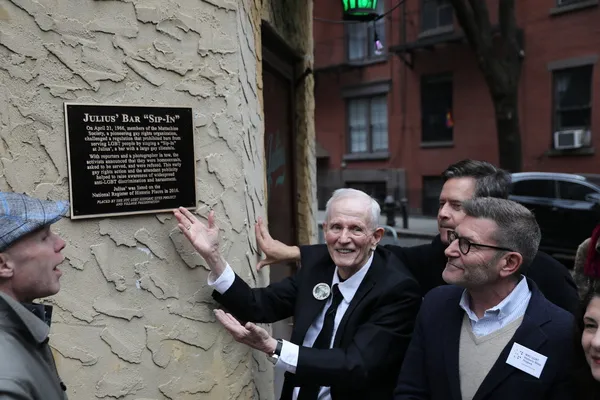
(174, 188, 421, 400)
(255, 159, 579, 316)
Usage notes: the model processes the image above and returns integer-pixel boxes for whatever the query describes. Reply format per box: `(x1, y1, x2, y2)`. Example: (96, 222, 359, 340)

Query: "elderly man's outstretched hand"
(173, 207, 226, 275)
(214, 309, 277, 355)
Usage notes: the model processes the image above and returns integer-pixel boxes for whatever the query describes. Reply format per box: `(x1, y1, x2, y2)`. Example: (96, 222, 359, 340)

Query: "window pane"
(422, 0, 451, 31)
(555, 66, 592, 108)
(349, 99, 368, 153)
(370, 96, 388, 151)
(511, 180, 555, 198)
(347, 24, 367, 61)
(554, 66, 593, 130)
(421, 0, 437, 31)
(557, 108, 591, 129)
(421, 74, 453, 142)
(558, 181, 595, 201)
(438, 3, 453, 26)
(350, 129, 367, 152)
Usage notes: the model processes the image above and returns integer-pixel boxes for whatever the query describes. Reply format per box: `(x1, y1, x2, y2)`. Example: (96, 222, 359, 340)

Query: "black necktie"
(298, 284, 344, 400)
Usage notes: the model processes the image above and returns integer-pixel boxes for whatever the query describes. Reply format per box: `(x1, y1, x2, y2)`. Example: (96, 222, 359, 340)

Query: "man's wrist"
(289, 246, 301, 262)
(267, 338, 283, 357)
(205, 252, 226, 276)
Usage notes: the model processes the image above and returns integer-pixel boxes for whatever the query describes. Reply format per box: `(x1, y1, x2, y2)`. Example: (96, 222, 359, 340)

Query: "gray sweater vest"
(458, 314, 524, 400)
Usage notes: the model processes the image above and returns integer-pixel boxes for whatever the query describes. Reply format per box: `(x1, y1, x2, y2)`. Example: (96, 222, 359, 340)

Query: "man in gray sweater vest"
(394, 198, 575, 400)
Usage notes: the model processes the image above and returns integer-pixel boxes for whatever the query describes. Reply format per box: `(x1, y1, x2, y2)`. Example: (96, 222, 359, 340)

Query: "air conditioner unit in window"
(553, 129, 589, 150)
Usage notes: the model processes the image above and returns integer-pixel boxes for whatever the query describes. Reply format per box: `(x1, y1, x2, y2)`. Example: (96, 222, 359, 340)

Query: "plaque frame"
(64, 102, 197, 219)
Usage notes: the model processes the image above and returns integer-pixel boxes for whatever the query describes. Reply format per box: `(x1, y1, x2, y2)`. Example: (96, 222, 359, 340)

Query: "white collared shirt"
(208, 253, 374, 400)
(459, 276, 531, 337)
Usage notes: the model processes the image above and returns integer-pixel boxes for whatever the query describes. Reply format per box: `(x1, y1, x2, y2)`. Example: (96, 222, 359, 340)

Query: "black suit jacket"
(213, 246, 421, 400)
(384, 235, 580, 316)
(394, 279, 576, 400)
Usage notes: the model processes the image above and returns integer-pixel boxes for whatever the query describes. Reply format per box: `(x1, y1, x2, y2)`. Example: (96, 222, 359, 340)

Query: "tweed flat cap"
(0, 192, 69, 252)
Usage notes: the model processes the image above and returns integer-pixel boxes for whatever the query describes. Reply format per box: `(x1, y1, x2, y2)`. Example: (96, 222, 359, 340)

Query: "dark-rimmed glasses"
(447, 230, 515, 255)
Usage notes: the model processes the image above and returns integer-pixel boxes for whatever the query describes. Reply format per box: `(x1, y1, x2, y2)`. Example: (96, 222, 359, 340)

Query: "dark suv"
(509, 172, 600, 261)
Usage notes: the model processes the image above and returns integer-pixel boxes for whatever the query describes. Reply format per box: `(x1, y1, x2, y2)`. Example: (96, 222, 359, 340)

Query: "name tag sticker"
(506, 342, 547, 378)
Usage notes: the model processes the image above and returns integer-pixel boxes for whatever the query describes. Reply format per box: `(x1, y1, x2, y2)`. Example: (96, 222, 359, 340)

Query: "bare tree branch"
(467, 0, 493, 42)
(499, 0, 522, 86)
(446, 0, 524, 171)
(499, 0, 516, 41)
(449, 0, 505, 93)
(499, 0, 521, 57)
(447, 0, 482, 50)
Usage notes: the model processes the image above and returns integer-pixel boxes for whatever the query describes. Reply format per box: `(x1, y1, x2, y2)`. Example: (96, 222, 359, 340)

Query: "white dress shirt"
(208, 253, 374, 400)
(459, 276, 531, 337)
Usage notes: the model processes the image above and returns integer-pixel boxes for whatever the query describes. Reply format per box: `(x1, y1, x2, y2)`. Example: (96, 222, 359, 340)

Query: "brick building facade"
(314, 0, 600, 214)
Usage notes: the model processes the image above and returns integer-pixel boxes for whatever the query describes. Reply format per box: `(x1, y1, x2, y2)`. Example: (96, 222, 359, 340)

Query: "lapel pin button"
(313, 283, 331, 300)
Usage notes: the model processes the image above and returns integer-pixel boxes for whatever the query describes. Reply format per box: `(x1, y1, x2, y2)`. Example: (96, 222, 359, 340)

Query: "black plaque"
(64, 103, 196, 219)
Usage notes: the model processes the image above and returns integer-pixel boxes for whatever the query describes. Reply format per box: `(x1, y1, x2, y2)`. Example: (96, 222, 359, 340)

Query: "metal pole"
(401, 197, 408, 229)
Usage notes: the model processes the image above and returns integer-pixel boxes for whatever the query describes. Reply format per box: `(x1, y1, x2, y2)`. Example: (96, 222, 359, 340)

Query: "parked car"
(509, 172, 600, 262)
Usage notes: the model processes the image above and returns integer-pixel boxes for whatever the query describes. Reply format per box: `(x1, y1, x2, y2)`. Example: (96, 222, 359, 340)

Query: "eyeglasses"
(447, 230, 515, 255)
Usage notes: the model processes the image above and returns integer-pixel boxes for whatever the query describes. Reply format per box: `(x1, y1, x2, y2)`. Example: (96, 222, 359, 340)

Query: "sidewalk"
(316, 211, 438, 240)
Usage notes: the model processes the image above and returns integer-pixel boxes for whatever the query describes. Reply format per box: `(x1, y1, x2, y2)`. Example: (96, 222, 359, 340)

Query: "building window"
(422, 176, 444, 216)
(347, 96, 388, 153)
(421, 73, 453, 143)
(421, 0, 453, 32)
(553, 65, 593, 131)
(346, 1, 385, 62)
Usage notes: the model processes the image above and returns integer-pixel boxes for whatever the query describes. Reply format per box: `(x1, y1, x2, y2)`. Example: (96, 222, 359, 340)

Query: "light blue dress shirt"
(459, 276, 531, 337)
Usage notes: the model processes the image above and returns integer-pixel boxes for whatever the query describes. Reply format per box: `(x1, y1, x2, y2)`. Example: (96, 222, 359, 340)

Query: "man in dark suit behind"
(394, 198, 575, 400)
(386, 160, 579, 315)
(254, 160, 579, 316)
(174, 188, 421, 400)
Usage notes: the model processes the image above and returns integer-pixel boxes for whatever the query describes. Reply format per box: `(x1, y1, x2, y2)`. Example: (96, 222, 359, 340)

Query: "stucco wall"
(0, 0, 313, 398)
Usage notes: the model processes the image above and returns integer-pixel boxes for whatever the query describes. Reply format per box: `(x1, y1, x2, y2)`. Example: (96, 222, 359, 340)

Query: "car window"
(558, 181, 597, 201)
(511, 179, 555, 198)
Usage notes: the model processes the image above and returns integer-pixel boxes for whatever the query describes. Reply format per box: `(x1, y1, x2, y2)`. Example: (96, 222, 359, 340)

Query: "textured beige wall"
(0, 0, 313, 398)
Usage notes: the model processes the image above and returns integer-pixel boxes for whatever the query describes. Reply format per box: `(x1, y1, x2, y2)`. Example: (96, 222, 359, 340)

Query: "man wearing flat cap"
(0, 192, 69, 399)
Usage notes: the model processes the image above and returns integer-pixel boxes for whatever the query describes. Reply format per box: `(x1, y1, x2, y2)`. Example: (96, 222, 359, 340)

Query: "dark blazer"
(384, 235, 580, 316)
(213, 246, 421, 400)
(394, 279, 576, 400)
